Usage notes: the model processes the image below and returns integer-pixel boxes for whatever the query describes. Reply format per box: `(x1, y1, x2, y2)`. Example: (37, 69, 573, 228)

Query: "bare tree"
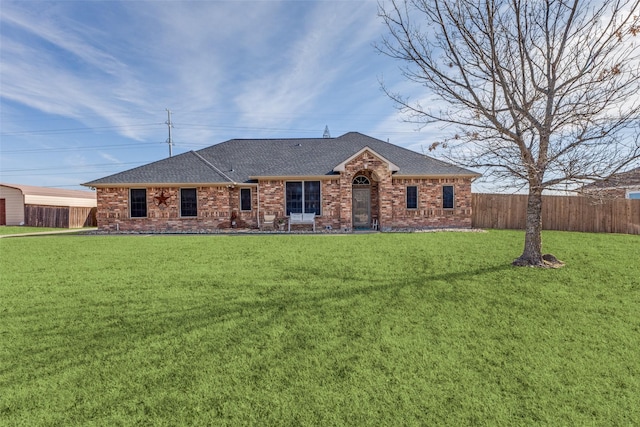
(377, 0, 640, 266)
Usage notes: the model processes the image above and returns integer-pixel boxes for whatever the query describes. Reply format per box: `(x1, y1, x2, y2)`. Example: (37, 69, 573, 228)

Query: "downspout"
(257, 182, 260, 228)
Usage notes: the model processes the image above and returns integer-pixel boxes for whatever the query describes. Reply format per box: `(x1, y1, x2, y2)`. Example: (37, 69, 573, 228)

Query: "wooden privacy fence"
(24, 205, 97, 228)
(472, 193, 640, 235)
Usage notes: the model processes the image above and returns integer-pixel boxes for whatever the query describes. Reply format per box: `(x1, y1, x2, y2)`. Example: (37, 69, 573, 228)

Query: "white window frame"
(285, 181, 321, 216)
(626, 189, 640, 200)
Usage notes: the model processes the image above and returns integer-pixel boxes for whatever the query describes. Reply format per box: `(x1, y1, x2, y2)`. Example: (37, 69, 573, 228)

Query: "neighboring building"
(0, 184, 97, 228)
(83, 132, 480, 233)
(580, 167, 640, 200)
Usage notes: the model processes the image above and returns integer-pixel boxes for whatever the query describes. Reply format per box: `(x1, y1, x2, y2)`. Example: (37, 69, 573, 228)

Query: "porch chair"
(261, 214, 276, 231)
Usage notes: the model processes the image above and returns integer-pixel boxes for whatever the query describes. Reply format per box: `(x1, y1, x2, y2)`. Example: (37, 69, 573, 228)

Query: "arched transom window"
(352, 176, 370, 185)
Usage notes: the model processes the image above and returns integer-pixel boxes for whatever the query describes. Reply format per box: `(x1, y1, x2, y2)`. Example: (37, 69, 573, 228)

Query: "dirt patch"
(542, 253, 565, 268)
(512, 253, 565, 268)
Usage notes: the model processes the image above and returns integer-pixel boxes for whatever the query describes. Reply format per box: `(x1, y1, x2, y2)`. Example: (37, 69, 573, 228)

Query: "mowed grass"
(1, 230, 638, 426)
(0, 226, 67, 235)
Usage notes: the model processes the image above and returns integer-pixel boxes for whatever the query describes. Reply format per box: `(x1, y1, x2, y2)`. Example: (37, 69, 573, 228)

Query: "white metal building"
(0, 184, 97, 227)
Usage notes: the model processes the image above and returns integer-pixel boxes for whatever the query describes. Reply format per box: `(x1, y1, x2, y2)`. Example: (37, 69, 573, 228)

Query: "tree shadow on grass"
(2, 262, 512, 392)
(145, 262, 504, 336)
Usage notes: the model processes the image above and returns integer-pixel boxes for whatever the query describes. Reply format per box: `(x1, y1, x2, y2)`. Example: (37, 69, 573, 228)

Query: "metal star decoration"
(155, 191, 170, 206)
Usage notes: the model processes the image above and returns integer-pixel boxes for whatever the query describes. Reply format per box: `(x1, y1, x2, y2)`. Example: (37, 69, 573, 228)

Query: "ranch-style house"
(84, 132, 480, 233)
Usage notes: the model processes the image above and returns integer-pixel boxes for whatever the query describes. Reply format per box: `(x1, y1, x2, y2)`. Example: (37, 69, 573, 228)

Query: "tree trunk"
(513, 189, 544, 266)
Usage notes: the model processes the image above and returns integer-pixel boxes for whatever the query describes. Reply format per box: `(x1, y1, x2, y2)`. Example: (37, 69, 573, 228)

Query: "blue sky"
(1, 0, 464, 191)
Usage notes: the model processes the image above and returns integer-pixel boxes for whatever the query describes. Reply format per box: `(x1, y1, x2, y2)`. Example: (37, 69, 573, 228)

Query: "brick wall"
(319, 179, 342, 230)
(258, 180, 286, 219)
(388, 177, 473, 228)
(95, 151, 474, 232)
(339, 150, 393, 229)
(96, 186, 257, 232)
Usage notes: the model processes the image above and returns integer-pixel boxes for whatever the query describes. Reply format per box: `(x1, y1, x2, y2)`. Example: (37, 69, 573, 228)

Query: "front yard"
(0, 226, 66, 235)
(0, 231, 638, 425)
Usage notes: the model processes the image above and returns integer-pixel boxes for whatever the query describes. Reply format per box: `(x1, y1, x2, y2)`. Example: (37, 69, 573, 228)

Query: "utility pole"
(165, 108, 174, 157)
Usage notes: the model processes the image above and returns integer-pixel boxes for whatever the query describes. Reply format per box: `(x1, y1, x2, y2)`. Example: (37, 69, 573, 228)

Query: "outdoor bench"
(288, 213, 316, 232)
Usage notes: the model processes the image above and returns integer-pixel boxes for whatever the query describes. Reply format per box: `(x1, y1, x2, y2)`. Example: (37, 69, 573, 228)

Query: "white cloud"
(1, 5, 126, 75)
(233, 2, 384, 127)
(1, 1, 391, 144)
(99, 152, 122, 164)
(0, 0, 425, 189)
(0, 3, 157, 139)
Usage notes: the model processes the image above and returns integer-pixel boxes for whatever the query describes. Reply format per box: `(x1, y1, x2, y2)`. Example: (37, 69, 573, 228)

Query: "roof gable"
(333, 146, 399, 173)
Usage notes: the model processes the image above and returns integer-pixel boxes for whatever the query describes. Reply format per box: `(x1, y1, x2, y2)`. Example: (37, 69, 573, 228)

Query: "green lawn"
(0, 226, 67, 235)
(1, 231, 638, 426)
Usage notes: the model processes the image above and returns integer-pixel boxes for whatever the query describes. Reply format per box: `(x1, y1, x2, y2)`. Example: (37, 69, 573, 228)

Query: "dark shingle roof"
(582, 167, 640, 190)
(84, 132, 479, 186)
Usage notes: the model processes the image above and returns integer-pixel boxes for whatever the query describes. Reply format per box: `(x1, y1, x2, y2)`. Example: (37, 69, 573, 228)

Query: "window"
(304, 181, 320, 214)
(180, 188, 197, 217)
(240, 188, 252, 211)
(353, 176, 370, 185)
(443, 185, 454, 209)
(130, 188, 147, 218)
(286, 181, 321, 215)
(628, 191, 640, 200)
(406, 186, 418, 209)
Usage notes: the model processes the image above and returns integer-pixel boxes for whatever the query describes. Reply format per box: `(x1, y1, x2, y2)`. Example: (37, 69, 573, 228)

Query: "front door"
(352, 188, 370, 229)
(0, 199, 5, 226)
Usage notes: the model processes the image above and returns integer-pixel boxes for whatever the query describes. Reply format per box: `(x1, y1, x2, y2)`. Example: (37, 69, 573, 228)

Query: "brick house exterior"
(84, 132, 480, 233)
